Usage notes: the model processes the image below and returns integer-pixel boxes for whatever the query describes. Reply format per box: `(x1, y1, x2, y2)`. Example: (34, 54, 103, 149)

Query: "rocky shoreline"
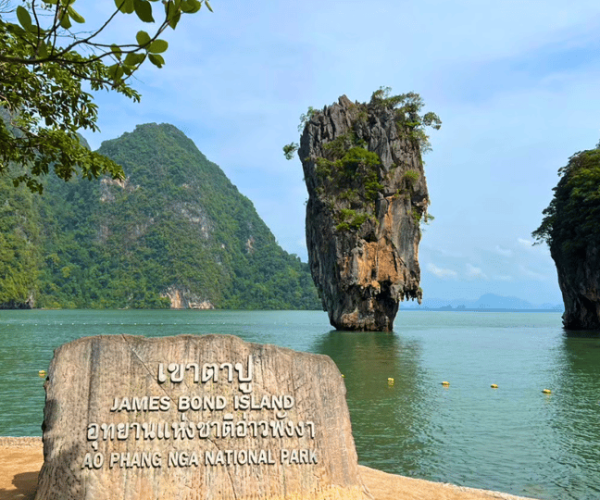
(0, 437, 539, 500)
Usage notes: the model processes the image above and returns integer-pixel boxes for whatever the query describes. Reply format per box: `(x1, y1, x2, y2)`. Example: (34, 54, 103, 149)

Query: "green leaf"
(67, 6, 85, 23)
(148, 39, 168, 53)
(134, 0, 155, 22)
(16, 6, 32, 29)
(26, 23, 41, 34)
(205, 0, 213, 12)
(110, 44, 123, 60)
(148, 53, 165, 68)
(60, 12, 72, 29)
(115, 0, 135, 14)
(107, 63, 120, 80)
(181, 0, 201, 13)
(6, 22, 26, 37)
(136, 30, 151, 47)
(168, 11, 181, 29)
(124, 52, 146, 67)
(38, 41, 49, 59)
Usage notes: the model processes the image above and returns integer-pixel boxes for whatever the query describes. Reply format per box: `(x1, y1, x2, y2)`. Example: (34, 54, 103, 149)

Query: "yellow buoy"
(542, 389, 552, 394)
(441, 381, 450, 387)
(341, 374, 345, 378)
(388, 377, 394, 386)
(491, 384, 498, 389)
(38, 370, 47, 378)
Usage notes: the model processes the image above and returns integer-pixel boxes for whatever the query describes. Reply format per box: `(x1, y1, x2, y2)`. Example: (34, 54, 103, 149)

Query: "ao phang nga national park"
(2, 1, 600, 500)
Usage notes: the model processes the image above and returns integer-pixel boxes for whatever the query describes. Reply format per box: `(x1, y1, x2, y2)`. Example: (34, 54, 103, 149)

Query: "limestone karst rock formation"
(297, 91, 439, 331)
(533, 147, 600, 329)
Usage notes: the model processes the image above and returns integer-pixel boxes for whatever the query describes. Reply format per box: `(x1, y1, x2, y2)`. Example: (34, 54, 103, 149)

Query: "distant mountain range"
(401, 293, 564, 311)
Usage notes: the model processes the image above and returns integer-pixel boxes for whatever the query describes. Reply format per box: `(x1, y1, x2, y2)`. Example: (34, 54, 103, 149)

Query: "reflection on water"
(1, 310, 599, 500)
(546, 331, 600, 499)
(311, 330, 434, 477)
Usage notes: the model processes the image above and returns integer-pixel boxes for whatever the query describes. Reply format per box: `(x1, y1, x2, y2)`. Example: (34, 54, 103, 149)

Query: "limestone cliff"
(298, 91, 439, 331)
(554, 247, 600, 329)
(533, 147, 600, 329)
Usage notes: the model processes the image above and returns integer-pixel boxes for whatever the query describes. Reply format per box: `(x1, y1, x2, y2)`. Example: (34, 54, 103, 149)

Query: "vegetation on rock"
(285, 88, 439, 234)
(533, 146, 600, 328)
(0, 123, 320, 310)
(533, 147, 600, 260)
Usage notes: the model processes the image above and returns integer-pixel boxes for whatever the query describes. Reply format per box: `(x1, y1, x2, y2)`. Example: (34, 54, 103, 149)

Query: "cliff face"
(299, 94, 432, 331)
(554, 246, 600, 329)
(534, 148, 600, 329)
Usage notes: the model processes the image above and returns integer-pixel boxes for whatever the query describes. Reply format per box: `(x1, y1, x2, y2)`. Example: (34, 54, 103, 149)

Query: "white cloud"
(494, 245, 513, 257)
(466, 264, 488, 280)
(518, 265, 548, 281)
(493, 275, 514, 282)
(517, 238, 535, 249)
(427, 263, 458, 279)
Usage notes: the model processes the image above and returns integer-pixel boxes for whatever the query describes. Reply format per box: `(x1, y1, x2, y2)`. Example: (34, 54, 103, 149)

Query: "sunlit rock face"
(299, 95, 429, 332)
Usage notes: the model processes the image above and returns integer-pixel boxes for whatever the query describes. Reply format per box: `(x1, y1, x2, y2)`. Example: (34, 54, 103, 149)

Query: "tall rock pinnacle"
(533, 146, 600, 329)
(297, 90, 440, 331)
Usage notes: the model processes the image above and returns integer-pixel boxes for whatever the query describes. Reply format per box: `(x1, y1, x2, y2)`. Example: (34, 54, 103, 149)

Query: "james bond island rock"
(295, 89, 440, 331)
(533, 147, 600, 329)
(35, 334, 369, 500)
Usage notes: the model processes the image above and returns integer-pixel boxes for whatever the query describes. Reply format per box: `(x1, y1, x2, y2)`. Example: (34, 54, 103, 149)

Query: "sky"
(72, 0, 600, 305)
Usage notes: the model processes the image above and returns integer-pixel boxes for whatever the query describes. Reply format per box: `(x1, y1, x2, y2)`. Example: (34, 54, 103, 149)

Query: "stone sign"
(35, 334, 370, 500)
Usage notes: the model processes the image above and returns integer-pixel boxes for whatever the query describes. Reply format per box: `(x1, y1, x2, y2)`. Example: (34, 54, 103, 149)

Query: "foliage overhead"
(0, 0, 210, 192)
(533, 147, 600, 266)
(0, 123, 320, 310)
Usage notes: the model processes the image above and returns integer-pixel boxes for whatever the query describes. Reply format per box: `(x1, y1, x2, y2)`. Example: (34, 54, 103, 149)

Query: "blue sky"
(76, 0, 600, 305)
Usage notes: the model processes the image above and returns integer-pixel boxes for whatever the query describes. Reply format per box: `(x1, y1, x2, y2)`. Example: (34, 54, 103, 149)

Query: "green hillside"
(0, 123, 320, 310)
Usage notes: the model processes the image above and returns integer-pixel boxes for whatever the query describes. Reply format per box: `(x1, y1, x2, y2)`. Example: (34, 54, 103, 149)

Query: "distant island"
(401, 293, 564, 312)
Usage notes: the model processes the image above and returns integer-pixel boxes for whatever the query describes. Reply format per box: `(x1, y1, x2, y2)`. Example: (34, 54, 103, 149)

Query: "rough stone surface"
(553, 244, 600, 329)
(161, 286, 215, 310)
(35, 334, 368, 500)
(299, 95, 428, 331)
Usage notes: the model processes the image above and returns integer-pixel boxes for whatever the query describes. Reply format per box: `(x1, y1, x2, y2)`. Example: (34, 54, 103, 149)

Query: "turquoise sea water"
(0, 309, 599, 500)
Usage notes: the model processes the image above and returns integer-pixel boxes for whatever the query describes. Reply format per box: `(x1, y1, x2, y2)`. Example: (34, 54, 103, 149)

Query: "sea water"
(0, 309, 598, 500)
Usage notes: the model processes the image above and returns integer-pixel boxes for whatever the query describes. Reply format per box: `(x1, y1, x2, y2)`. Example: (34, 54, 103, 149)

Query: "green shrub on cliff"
(533, 147, 600, 266)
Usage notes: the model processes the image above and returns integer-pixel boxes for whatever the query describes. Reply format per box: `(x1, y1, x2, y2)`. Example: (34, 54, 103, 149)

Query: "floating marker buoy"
(441, 381, 450, 387)
(491, 384, 498, 389)
(388, 378, 394, 386)
(38, 370, 47, 378)
(542, 389, 552, 394)
(341, 374, 345, 378)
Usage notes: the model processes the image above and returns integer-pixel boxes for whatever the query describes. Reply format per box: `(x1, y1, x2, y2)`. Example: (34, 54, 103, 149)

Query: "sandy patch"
(0, 437, 538, 500)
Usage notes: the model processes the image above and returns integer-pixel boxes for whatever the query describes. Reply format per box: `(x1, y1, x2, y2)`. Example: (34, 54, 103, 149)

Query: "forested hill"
(0, 123, 321, 310)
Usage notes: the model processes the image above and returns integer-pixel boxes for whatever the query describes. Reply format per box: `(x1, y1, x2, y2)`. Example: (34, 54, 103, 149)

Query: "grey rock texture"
(553, 245, 600, 329)
(35, 334, 369, 500)
(299, 95, 429, 331)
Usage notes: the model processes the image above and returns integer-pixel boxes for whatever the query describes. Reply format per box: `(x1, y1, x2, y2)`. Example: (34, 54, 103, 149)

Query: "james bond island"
(35, 334, 368, 500)
(285, 88, 441, 331)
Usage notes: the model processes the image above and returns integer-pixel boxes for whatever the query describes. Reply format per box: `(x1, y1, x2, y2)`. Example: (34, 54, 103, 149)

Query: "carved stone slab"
(35, 334, 369, 500)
